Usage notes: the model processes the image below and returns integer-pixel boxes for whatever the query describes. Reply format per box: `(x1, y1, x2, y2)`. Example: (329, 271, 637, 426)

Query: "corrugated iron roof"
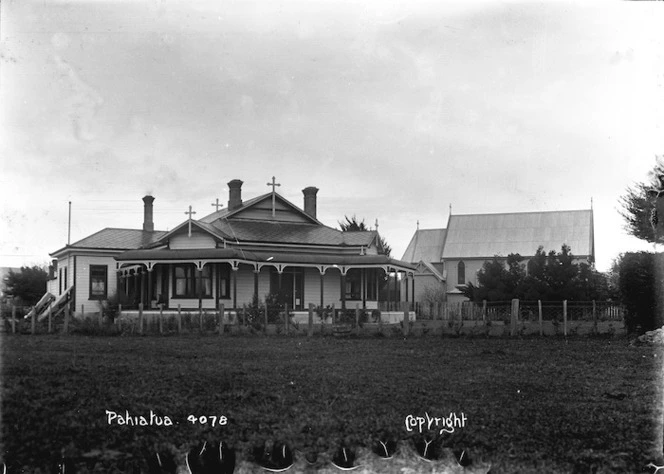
(210, 220, 377, 247)
(52, 228, 167, 254)
(401, 229, 447, 263)
(441, 210, 594, 259)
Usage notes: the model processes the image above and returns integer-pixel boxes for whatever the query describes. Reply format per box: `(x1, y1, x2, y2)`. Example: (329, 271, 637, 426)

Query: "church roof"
(51, 228, 167, 256)
(401, 228, 447, 263)
(441, 209, 594, 259)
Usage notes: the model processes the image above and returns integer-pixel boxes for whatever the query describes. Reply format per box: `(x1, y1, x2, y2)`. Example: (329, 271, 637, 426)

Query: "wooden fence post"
(308, 303, 314, 338)
(482, 300, 487, 324)
(138, 303, 144, 335)
(117, 304, 122, 330)
(538, 300, 543, 336)
(284, 303, 289, 334)
(177, 304, 182, 333)
(592, 300, 597, 333)
(159, 304, 164, 334)
(48, 305, 53, 333)
(403, 302, 410, 337)
(264, 304, 268, 334)
(355, 304, 360, 336)
(81, 304, 85, 320)
(199, 307, 204, 332)
(64, 302, 70, 334)
(510, 299, 519, 336)
(219, 303, 225, 335)
(31, 306, 37, 335)
(563, 300, 568, 336)
(11, 305, 16, 334)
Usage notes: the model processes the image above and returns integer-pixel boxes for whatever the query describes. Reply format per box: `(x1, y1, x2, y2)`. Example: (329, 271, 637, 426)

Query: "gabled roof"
(441, 209, 594, 259)
(218, 192, 322, 225)
(50, 228, 167, 256)
(210, 220, 377, 247)
(401, 228, 447, 263)
(144, 220, 228, 248)
(414, 260, 446, 281)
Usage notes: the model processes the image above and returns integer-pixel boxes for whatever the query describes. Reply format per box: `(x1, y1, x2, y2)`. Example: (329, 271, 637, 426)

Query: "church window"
(457, 261, 466, 285)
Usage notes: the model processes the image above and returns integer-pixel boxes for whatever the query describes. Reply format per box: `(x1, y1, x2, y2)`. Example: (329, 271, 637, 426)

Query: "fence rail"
(2, 299, 625, 337)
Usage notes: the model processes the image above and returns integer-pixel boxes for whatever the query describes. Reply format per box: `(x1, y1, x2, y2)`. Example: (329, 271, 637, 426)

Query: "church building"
(402, 209, 595, 303)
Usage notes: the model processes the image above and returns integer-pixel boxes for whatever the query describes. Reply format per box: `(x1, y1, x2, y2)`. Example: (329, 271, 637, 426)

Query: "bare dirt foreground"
(1, 334, 661, 473)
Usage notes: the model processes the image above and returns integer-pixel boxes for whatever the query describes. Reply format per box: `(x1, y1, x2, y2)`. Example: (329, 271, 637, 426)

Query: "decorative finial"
(184, 205, 197, 237)
(266, 176, 281, 218)
(211, 198, 223, 211)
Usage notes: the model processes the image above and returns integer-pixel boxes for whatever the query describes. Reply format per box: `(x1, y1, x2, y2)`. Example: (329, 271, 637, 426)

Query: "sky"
(1, 0, 662, 272)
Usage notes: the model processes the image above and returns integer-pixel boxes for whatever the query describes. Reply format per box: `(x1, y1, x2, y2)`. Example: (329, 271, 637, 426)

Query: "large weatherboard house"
(402, 209, 595, 303)
(47, 180, 416, 321)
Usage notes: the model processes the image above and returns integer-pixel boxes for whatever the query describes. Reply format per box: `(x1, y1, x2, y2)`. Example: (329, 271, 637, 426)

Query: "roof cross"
(375, 218, 379, 232)
(184, 205, 196, 237)
(266, 176, 281, 218)
(211, 198, 223, 212)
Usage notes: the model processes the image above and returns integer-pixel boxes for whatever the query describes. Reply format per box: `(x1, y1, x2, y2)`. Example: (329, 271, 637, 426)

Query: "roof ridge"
(452, 209, 591, 217)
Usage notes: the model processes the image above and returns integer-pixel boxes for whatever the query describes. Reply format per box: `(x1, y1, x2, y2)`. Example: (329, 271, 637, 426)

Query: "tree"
(616, 252, 659, 333)
(464, 245, 609, 303)
(338, 215, 392, 257)
(618, 157, 664, 244)
(4, 265, 49, 305)
(618, 182, 658, 243)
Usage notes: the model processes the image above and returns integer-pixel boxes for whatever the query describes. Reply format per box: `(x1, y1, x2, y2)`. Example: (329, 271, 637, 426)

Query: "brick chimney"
(142, 195, 155, 232)
(302, 186, 319, 219)
(228, 179, 243, 211)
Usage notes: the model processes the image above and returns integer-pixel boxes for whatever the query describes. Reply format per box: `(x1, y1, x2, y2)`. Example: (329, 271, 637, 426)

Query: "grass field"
(1, 334, 662, 473)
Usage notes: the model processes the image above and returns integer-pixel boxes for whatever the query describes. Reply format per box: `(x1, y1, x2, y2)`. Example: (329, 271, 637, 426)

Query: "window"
(345, 269, 362, 300)
(89, 265, 108, 300)
(457, 261, 466, 285)
(173, 264, 212, 298)
(366, 269, 378, 300)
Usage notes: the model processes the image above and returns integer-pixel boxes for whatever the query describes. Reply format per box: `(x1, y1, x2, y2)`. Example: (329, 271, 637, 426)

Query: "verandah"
(116, 259, 416, 314)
